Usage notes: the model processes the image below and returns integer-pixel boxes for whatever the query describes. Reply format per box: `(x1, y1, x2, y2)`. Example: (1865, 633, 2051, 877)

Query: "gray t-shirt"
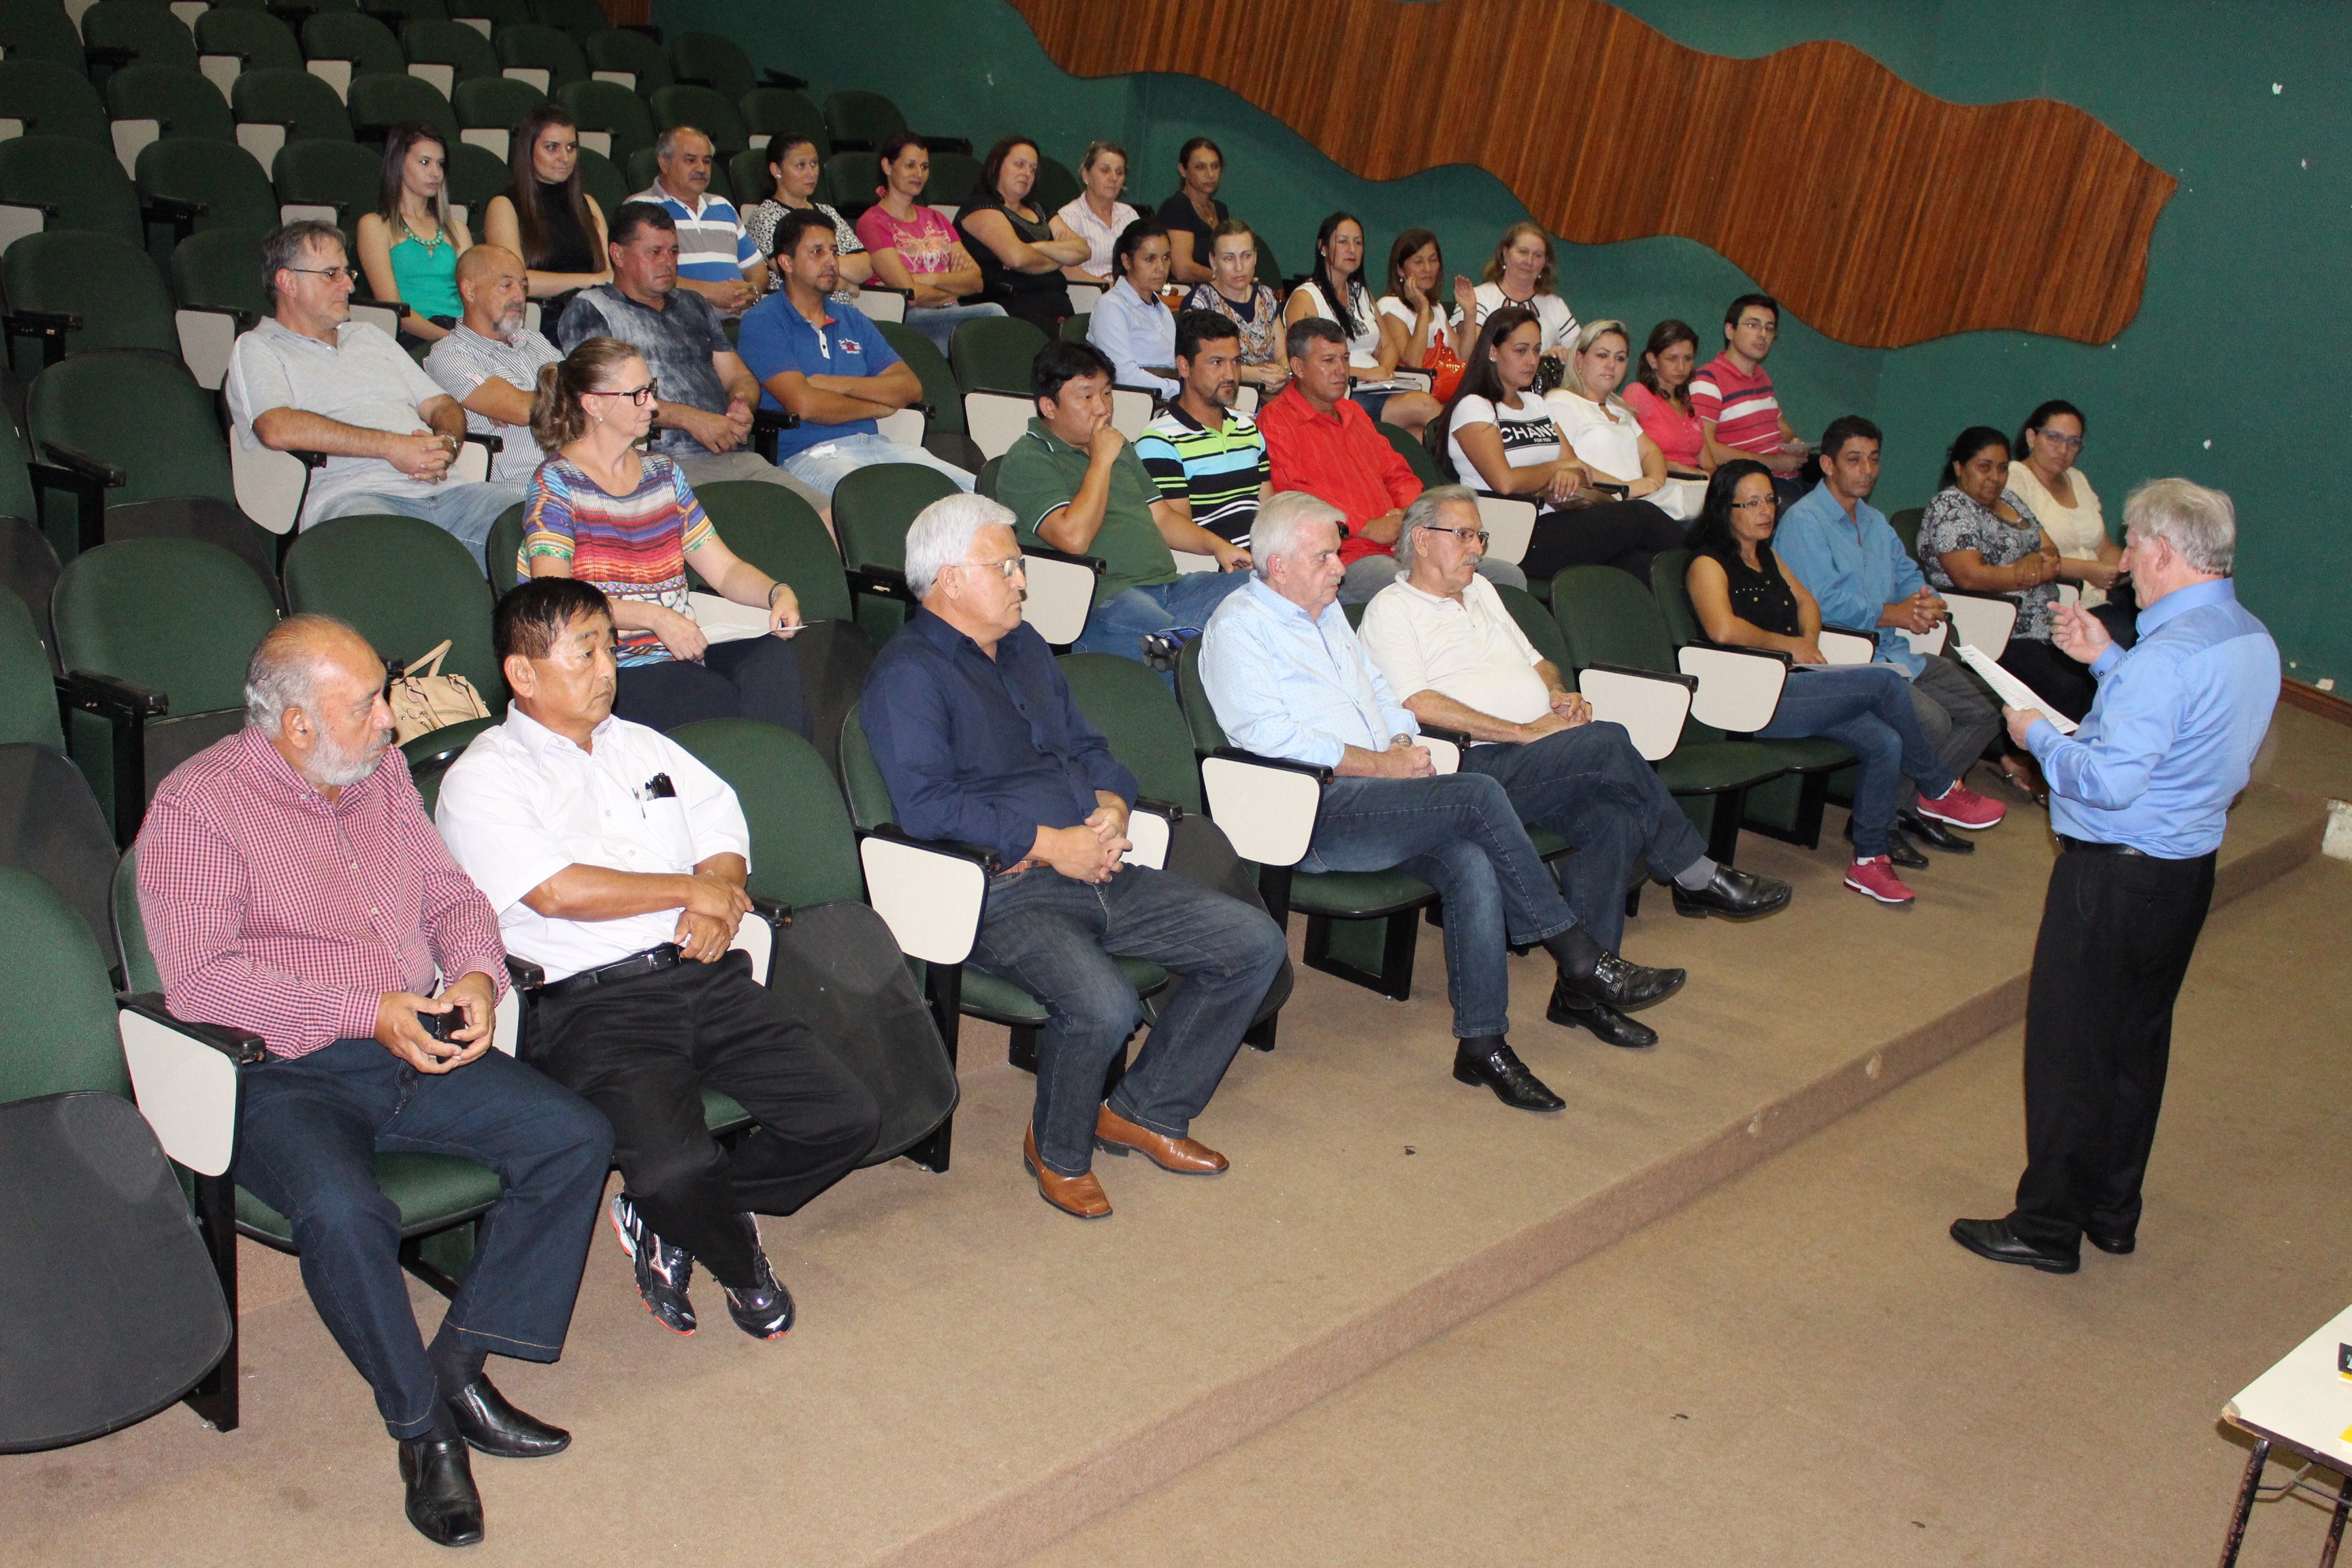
(224, 316, 455, 526)
(554, 283, 731, 463)
(424, 323, 561, 483)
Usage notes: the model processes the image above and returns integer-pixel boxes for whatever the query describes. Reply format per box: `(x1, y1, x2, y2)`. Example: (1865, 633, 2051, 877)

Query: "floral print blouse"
(1916, 485, 2057, 640)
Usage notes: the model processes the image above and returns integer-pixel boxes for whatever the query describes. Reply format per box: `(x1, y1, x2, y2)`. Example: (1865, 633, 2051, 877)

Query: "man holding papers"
(1951, 480, 2278, 1274)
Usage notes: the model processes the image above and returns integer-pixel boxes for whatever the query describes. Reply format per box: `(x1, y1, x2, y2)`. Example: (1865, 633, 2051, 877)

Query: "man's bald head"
(457, 244, 523, 287)
(455, 244, 530, 339)
(247, 616, 396, 790)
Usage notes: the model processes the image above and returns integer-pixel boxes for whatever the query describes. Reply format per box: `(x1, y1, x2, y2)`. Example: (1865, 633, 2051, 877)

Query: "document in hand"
(1954, 643, 2077, 734)
(687, 592, 794, 643)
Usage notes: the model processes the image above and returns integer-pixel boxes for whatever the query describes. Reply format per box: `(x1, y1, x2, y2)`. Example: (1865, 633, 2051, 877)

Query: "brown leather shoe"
(1022, 1126, 1111, 1219)
(1093, 1105, 1228, 1175)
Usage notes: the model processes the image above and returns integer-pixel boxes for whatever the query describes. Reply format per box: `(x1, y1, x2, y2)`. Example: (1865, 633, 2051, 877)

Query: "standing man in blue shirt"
(1776, 416, 2003, 862)
(1951, 479, 2278, 1273)
(862, 493, 1287, 1222)
(736, 208, 974, 500)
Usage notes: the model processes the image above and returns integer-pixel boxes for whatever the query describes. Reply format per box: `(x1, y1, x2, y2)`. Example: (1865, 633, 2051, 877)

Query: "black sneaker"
(609, 1192, 696, 1335)
(721, 1213, 795, 1340)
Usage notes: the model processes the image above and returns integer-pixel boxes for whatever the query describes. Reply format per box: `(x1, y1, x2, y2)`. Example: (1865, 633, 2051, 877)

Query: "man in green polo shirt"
(996, 339, 1251, 664)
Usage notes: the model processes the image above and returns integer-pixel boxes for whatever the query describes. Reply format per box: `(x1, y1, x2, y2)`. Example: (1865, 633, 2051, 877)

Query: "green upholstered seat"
(559, 77, 654, 161)
(271, 135, 380, 224)
(582, 26, 668, 93)
(283, 512, 507, 706)
(346, 70, 459, 145)
(235, 1152, 501, 1242)
(821, 88, 903, 153)
(1056, 652, 1202, 812)
(0, 59, 110, 146)
(493, 24, 585, 92)
(108, 63, 238, 146)
(873, 322, 965, 435)
(29, 351, 239, 513)
(689, 480, 852, 624)
(832, 461, 960, 642)
(949, 314, 1047, 397)
(669, 30, 760, 101)
(649, 81, 746, 156)
(0, 135, 143, 244)
(0, 591, 63, 751)
(233, 68, 353, 143)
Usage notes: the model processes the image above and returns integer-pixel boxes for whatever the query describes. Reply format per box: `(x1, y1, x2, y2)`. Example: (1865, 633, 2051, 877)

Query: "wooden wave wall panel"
(1008, 0, 2175, 348)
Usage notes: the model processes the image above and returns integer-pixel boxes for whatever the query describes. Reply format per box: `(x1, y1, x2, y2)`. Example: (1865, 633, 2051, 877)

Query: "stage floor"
(4, 755, 2332, 1567)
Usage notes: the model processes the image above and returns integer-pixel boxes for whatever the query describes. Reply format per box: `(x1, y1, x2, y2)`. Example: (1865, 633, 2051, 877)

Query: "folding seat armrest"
(29, 451, 120, 557)
(1125, 796, 1183, 871)
(857, 824, 993, 967)
(1417, 722, 1473, 748)
(504, 954, 546, 992)
(64, 670, 168, 847)
(1678, 642, 1790, 735)
(1816, 624, 1878, 665)
(749, 406, 800, 463)
(849, 563, 916, 603)
(762, 67, 808, 89)
(747, 894, 793, 928)
(39, 438, 127, 490)
(1697, 638, 1791, 665)
(1133, 795, 1185, 821)
(1197, 746, 1327, 871)
(143, 193, 210, 243)
(59, 668, 167, 718)
(116, 993, 265, 1177)
(1575, 662, 1695, 762)
(1026, 542, 1104, 573)
(860, 283, 911, 299)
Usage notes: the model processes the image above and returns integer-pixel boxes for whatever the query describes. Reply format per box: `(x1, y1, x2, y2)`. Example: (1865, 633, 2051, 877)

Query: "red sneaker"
(1916, 780, 2007, 831)
(1844, 856, 1916, 905)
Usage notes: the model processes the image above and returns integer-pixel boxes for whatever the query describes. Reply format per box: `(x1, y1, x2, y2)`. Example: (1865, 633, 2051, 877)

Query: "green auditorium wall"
(661, 0, 2350, 688)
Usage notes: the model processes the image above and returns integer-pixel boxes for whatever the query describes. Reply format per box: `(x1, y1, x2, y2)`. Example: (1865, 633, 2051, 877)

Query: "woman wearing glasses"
(2006, 399, 2132, 646)
(519, 336, 811, 735)
(1686, 459, 2008, 908)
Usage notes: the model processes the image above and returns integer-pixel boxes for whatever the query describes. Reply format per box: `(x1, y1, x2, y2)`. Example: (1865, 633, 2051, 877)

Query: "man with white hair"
(1952, 478, 2278, 1275)
(1202, 492, 1689, 1109)
(1358, 486, 1793, 1024)
(135, 615, 614, 1548)
(862, 494, 1287, 1220)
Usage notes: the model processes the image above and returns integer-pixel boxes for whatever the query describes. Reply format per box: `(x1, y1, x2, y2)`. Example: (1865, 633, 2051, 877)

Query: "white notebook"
(687, 592, 783, 644)
(1954, 643, 2078, 734)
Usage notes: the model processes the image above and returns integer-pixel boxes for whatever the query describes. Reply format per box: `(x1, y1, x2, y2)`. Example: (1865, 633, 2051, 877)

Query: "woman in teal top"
(356, 122, 472, 346)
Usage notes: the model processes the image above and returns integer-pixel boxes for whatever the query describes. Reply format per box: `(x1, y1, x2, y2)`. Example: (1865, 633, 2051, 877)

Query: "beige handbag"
(386, 640, 491, 744)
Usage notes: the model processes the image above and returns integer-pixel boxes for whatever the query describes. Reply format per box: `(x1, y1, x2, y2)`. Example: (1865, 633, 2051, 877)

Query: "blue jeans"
(329, 481, 528, 575)
(969, 864, 1287, 1176)
(233, 1039, 614, 1439)
(1756, 664, 1954, 857)
(1302, 772, 1578, 1041)
(904, 299, 1007, 355)
(1461, 721, 1707, 950)
(1070, 570, 1252, 662)
(781, 431, 975, 500)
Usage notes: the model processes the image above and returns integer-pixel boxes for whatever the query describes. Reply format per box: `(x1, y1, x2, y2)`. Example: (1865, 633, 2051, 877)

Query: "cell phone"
(418, 1007, 462, 1043)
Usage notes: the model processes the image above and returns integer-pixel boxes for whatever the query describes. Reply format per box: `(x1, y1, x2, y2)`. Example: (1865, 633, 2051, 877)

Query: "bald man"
(425, 244, 564, 496)
(136, 615, 614, 1548)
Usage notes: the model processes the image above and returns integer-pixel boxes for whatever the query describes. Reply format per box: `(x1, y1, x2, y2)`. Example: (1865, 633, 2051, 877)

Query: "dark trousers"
(612, 635, 811, 738)
(233, 1039, 614, 1440)
(2007, 846, 2216, 1254)
(525, 951, 879, 1286)
(970, 864, 1287, 1177)
(1999, 636, 2099, 723)
(1521, 498, 1686, 583)
(1461, 721, 1706, 950)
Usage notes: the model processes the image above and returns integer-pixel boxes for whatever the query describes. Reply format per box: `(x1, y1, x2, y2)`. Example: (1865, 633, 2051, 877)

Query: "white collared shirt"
(434, 706, 750, 981)
(1358, 572, 1551, 727)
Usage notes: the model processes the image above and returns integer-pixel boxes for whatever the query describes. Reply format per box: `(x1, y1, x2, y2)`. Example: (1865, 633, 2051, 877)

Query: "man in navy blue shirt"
(1952, 479, 2278, 1274)
(735, 208, 974, 502)
(862, 493, 1286, 1220)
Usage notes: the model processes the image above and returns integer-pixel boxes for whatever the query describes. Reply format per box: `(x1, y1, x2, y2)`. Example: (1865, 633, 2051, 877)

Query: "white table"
(2217, 1300, 2352, 1565)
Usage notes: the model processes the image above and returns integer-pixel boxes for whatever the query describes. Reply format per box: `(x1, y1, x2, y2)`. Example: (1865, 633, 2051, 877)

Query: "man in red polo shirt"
(1258, 318, 1528, 604)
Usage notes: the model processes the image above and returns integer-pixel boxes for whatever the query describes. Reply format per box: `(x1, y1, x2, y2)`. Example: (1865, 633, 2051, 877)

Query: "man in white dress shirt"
(436, 578, 878, 1341)
(1356, 488, 1793, 1043)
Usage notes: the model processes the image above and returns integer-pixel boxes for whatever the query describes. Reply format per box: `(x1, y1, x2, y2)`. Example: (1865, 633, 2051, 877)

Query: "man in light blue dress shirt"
(1200, 493, 1690, 1114)
(1776, 416, 2003, 859)
(1951, 479, 2278, 1274)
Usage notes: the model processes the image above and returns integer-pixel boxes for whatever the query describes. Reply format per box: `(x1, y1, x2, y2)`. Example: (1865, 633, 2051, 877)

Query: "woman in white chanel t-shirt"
(1431, 306, 1685, 584)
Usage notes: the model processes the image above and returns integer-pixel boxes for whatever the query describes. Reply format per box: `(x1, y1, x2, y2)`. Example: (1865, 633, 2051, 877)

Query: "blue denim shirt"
(863, 609, 1137, 866)
(1200, 577, 1416, 768)
(2027, 579, 2279, 858)
(1774, 485, 1930, 678)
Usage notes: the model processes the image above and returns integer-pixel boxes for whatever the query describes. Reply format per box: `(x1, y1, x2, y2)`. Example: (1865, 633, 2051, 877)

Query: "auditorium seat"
(919, 149, 982, 213)
(727, 148, 771, 207)
(231, 67, 353, 167)
(669, 29, 804, 101)
(0, 0, 90, 73)
(830, 462, 959, 644)
(141, 140, 280, 247)
(527, 0, 608, 45)
(346, 68, 459, 146)
(493, 22, 585, 94)
(368, 0, 453, 27)
(574, 142, 627, 218)
(559, 76, 653, 161)
(1, 230, 181, 378)
(1030, 154, 1080, 216)
(444, 138, 507, 223)
(272, 135, 383, 231)
(107, 63, 240, 169)
(949, 315, 1047, 397)
(282, 511, 507, 706)
(0, 740, 120, 962)
(0, 135, 147, 252)
(0, 587, 64, 746)
(300, 11, 406, 102)
(739, 86, 825, 154)
(817, 148, 877, 219)
(821, 88, 904, 155)
(451, 71, 544, 161)
(1377, 419, 1446, 489)
(191, 4, 305, 99)
(649, 81, 746, 157)
(399, 16, 500, 95)
(28, 351, 241, 531)
(0, 515, 61, 672)
(582, 26, 666, 94)
(78, 1, 201, 90)
(0, 58, 111, 147)
(448, 0, 530, 37)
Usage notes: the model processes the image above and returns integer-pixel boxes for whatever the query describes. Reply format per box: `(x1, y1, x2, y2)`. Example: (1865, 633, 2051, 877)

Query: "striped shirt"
(136, 727, 508, 1060)
(423, 323, 560, 482)
(1136, 404, 1268, 544)
(632, 182, 757, 286)
(1686, 353, 1783, 456)
(519, 453, 715, 665)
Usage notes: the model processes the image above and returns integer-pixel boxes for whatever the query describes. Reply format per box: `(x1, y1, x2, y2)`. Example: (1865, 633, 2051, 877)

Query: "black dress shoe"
(1452, 1037, 1565, 1111)
(397, 1435, 485, 1548)
(1948, 1217, 2078, 1273)
(446, 1377, 570, 1458)
(1671, 864, 1793, 921)
(2085, 1227, 2136, 1255)
(1897, 811, 1975, 853)
(1558, 951, 1685, 1012)
(1545, 981, 1658, 1048)
(1847, 818, 1928, 869)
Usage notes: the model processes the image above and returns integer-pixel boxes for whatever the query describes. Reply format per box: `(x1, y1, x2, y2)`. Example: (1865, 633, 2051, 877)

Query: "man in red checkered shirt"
(136, 615, 612, 1549)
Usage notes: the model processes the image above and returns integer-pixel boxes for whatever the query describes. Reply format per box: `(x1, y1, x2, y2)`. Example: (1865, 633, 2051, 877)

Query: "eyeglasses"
(592, 380, 658, 406)
(960, 555, 1027, 581)
(2034, 430, 2084, 451)
(1730, 497, 1778, 513)
(1414, 524, 1490, 547)
(284, 265, 359, 283)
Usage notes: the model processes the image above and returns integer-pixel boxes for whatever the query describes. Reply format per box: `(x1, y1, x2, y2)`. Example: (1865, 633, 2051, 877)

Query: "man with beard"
(1134, 309, 1269, 550)
(425, 244, 564, 500)
(136, 615, 615, 1548)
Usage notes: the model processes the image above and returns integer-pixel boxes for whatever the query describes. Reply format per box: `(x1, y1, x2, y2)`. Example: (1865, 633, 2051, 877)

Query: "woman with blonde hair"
(1452, 220, 1579, 361)
(1055, 140, 1139, 286)
(518, 336, 811, 734)
(356, 122, 472, 347)
(1546, 318, 1697, 519)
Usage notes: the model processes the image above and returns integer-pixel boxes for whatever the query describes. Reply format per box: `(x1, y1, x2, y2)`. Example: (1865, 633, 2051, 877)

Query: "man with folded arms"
(1358, 486, 1792, 1043)
(1202, 493, 1688, 1107)
(1774, 415, 2002, 866)
(864, 494, 1286, 1220)
(436, 577, 879, 1337)
(138, 615, 613, 1549)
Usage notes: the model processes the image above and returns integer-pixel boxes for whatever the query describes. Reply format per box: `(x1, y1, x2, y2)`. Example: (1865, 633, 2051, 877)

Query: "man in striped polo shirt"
(1136, 310, 1269, 551)
(1690, 293, 1808, 497)
(632, 125, 760, 317)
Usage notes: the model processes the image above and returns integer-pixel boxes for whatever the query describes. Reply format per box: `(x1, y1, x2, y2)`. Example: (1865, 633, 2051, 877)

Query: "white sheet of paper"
(1954, 642, 2077, 734)
(687, 592, 774, 644)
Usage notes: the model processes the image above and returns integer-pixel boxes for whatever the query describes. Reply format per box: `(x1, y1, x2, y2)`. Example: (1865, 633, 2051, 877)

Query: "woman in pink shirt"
(1623, 318, 1709, 478)
(854, 131, 1006, 353)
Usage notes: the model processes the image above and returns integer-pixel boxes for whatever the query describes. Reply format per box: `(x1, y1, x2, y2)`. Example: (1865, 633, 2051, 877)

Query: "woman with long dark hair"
(958, 134, 1090, 333)
(854, 131, 1004, 353)
(1377, 227, 1474, 402)
(1282, 212, 1437, 434)
(482, 104, 609, 342)
(1429, 306, 1684, 583)
(355, 122, 471, 347)
(1685, 459, 2007, 906)
(742, 131, 870, 301)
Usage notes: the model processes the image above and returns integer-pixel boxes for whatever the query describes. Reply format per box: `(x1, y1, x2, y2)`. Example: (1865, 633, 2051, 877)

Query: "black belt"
(2056, 835, 2147, 858)
(536, 943, 683, 999)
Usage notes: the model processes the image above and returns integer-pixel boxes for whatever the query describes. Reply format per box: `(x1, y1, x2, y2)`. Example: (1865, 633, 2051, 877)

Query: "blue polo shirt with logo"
(734, 291, 904, 459)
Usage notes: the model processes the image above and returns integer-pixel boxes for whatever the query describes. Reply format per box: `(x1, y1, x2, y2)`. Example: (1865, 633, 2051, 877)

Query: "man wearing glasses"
(1354, 487, 1793, 1049)
(225, 221, 530, 570)
(862, 494, 1286, 1221)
